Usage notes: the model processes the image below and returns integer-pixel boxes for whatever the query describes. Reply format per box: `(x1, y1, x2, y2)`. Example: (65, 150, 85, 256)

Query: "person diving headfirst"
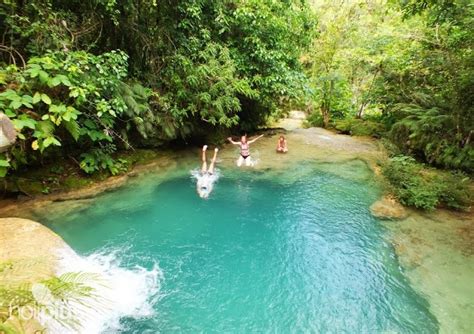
(196, 145, 219, 199)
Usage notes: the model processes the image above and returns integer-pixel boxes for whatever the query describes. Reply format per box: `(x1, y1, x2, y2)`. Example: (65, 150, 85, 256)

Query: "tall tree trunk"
(356, 65, 381, 119)
(321, 106, 330, 128)
(356, 101, 367, 119)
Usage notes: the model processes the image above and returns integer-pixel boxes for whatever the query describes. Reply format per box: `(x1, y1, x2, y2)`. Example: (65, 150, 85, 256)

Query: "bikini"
(240, 142, 250, 159)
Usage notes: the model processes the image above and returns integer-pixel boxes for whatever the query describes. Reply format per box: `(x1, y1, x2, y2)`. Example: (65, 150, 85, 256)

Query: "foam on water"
(191, 168, 220, 199)
(49, 246, 162, 333)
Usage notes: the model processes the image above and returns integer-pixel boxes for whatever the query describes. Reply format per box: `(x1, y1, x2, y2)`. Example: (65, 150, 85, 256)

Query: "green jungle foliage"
(306, 0, 473, 172)
(334, 118, 385, 138)
(0, 0, 472, 210)
(0, 0, 316, 176)
(382, 155, 471, 211)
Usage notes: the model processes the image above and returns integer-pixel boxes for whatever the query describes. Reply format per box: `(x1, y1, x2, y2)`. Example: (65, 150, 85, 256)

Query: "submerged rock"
(385, 210, 474, 333)
(370, 196, 408, 220)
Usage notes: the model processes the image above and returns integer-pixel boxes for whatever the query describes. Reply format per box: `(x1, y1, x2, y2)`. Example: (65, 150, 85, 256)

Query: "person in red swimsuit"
(227, 134, 264, 167)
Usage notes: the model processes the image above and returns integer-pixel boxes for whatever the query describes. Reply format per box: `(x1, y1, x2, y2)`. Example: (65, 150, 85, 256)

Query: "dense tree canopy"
(0, 0, 472, 188)
(0, 0, 316, 176)
(306, 0, 473, 172)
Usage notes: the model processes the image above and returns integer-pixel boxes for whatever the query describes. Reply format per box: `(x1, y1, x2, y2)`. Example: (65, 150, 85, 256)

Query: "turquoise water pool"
(43, 162, 438, 333)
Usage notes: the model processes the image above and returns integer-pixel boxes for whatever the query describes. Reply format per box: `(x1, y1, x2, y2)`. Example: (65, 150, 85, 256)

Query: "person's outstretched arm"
(227, 137, 239, 145)
(248, 134, 264, 144)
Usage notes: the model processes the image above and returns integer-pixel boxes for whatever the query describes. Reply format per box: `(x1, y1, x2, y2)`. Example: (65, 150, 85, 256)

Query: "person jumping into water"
(276, 135, 288, 153)
(196, 145, 219, 199)
(227, 134, 264, 167)
(201, 145, 218, 175)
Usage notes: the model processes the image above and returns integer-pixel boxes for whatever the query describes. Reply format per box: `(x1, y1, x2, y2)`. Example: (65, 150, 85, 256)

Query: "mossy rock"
(116, 149, 160, 166)
(16, 178, 47, 195)
(370, 196, 408, 220)
(334, 118, 385, 138)
(63, 176, 94, 191)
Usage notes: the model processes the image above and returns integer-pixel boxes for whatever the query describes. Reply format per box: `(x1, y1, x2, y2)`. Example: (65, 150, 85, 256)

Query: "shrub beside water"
(304, 112, 325, 128)
(334, 118, 386, 138)
(300, 112, 471, 211)
(303, 113, 386, 139)
(382, 155, 472, 211)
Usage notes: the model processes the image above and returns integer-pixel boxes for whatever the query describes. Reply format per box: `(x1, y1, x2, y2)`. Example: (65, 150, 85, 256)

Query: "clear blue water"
(44, 162, 438, 333)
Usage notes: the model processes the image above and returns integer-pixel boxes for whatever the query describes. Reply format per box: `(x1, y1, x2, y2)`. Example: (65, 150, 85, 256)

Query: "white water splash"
(236, 154, 260, 167)
(191, 168, 220, 199)
(45, 246, 162, 333)
(248, 155, 260, 167)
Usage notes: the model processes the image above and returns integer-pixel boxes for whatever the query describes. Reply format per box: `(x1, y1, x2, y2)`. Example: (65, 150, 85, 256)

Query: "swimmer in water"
(276, 135, 288, 153)
(227, 134, 263, 167)
(197, 145, 218, 198)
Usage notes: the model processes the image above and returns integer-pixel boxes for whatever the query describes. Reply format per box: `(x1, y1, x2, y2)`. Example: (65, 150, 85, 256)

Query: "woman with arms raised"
(227, 134, 264, 167)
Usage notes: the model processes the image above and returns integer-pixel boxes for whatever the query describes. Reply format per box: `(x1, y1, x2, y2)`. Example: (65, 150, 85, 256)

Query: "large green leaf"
(12, 115, 37, 130)
(32, 92, 42, 104)
(63, 119, 81, 141)
(43, 136, 61, 149)
(41, 94, 52, 105)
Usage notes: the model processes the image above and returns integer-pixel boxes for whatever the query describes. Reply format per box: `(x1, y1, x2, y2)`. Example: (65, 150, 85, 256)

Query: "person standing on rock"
(227, 134, 263, 167)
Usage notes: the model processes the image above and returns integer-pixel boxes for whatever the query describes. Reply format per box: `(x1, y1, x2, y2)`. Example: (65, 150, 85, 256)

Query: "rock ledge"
(370, 196, 408, 220)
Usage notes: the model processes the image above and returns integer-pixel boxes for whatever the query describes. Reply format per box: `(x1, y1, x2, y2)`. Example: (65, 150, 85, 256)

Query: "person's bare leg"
(201, 145, 208, 173)
(208, 148, 218, 174)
